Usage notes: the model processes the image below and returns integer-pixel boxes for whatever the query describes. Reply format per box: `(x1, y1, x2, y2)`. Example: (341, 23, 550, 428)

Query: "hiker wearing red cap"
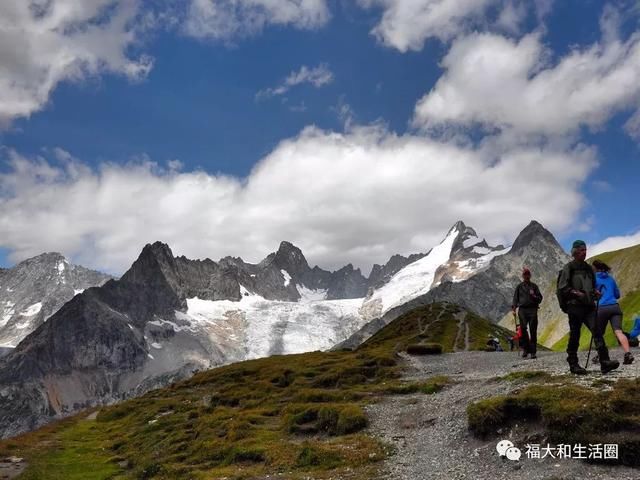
(512, 268, 543, 359)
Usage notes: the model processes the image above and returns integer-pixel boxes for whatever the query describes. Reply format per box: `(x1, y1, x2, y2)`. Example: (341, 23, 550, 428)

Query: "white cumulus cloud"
(357, 0, 497, 51)
(413, 5, 640, 137)
(0, 125, 596, 275)
(0, 0, 153, 126)
(183, 0, 330, 40)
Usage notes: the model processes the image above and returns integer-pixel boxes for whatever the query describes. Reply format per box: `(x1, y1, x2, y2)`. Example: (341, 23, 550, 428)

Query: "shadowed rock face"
(0, 252, 112, 348)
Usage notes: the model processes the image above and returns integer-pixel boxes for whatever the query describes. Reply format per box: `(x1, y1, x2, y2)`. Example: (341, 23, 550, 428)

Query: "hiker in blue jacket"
(593, 260, 634, 365)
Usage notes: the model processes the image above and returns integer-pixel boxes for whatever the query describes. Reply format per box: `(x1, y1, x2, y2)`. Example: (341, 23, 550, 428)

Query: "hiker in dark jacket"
(593, 259, 634, 365)
(557, 240, 619, 374)
(511, 268, 542, 359)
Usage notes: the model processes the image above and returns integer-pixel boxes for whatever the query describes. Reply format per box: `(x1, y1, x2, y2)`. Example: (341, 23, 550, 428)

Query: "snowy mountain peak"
(361, 221, 508, 320)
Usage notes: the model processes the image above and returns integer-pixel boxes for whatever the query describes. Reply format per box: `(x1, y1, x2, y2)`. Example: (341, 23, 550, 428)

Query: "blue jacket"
(595, 271, 620, 306)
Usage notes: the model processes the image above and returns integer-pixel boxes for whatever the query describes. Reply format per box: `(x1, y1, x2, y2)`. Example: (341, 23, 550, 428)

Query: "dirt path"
(464, 322, 470, 351)
(367, 349, 640, 480)
(0, 457, 26, 479)
(452, 313, 465, 352)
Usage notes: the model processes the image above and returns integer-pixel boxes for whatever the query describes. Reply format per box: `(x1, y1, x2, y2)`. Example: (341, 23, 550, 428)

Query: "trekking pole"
(585, 286, 604, 369)
(513, 311, 518, 355)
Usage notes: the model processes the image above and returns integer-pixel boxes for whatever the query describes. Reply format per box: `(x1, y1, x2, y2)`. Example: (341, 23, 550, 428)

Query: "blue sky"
(0, 0, 639, 273)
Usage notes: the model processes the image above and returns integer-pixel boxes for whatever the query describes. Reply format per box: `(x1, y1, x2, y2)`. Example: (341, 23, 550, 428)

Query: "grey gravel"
(367, 349, 640, 480)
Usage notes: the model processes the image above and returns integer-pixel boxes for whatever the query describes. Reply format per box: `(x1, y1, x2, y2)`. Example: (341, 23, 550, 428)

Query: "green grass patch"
(381, 376, 450, 395)
(498, 370, 553, 382)
(467, 379, 640, 466)
(365, 302, 513, 353)
(9, 414, 120, 480)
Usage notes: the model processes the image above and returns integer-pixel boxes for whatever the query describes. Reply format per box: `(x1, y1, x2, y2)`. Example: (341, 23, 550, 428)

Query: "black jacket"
(512, 281, 543, 309)
(557, 260, 597, 307)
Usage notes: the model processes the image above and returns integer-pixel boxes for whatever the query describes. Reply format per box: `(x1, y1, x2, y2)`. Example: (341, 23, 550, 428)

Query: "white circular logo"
(506, 447, 522, 461)
(496, 439, 514, 456)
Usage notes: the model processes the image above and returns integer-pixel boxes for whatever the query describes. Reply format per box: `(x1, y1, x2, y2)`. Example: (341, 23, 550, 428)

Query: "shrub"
(336, 406, 368, 435)
(296, 443, 341, 468)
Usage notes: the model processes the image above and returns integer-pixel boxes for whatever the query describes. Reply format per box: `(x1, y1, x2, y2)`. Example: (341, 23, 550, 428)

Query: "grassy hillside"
(553, 244, 640, 351)
(0, 302, 507, 480)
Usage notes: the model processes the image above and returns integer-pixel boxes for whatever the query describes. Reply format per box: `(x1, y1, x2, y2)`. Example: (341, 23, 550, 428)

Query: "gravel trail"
(367, 349, 640, 480)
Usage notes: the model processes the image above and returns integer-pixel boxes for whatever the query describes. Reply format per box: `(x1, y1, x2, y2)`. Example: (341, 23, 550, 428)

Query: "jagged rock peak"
(272, 241, 310, 274)
(449, 220, 466, 232)
(141, 241, 175, 259)
(121, 241, 177, 285)
(276, 241, 305, 258)
(446, 221, 497, 258)
(333, 263, 362, 275)
(511, 220, 560, 253)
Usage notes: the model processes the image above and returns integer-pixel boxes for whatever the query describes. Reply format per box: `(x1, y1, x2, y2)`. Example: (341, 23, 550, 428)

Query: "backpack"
(556, 262, 594, 312)
(556, 269, 569, 313)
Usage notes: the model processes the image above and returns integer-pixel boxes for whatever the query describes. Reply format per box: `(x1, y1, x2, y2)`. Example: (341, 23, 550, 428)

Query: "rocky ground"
(367, 348, 640, 480)
(0, 456, 26, 479)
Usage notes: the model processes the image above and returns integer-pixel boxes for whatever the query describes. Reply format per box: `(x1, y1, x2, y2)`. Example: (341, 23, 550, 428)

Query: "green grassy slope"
(0, 302, 505, 480)
(553, 244, 640, 351)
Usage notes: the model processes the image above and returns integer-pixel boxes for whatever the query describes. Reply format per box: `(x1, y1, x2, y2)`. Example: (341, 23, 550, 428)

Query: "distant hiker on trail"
(593, 260, 634, 365)
(557, 240, 619, 375)
(486, 335, 503, 352)
(512, 268, 542, 359)
(513, 325, 523, 352)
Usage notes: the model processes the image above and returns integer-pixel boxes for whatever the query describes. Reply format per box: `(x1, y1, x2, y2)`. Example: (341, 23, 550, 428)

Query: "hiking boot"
(624, 352, 635, 365)
(522, 351, 529, 358)
(530, 353, 537, 359)
(600, 359, 620, 374)
(570, 364, 588, 375)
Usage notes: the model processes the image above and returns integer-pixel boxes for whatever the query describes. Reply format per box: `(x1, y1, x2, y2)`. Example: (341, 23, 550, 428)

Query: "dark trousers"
(566, 305, 609, 365)
(518, 307, 538, 354)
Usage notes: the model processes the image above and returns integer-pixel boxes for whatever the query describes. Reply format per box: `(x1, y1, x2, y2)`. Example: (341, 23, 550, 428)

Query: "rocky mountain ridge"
(0, 220, 559, 438)
(339, 221, 569, 348)
(0, 253, 112, 348)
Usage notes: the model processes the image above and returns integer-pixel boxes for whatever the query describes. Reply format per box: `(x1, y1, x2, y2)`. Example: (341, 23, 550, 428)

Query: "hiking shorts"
(598, 304, 623, 331)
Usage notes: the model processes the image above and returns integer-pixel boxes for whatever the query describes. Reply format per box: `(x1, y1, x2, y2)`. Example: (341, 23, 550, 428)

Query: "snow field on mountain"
(182, 287, 366, 359)
(364, 227, 460, 314)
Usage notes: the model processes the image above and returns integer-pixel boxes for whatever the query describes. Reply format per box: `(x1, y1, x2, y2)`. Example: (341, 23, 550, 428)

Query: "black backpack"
(556, 262, 594, 312)
(556, 269, 569, 313)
